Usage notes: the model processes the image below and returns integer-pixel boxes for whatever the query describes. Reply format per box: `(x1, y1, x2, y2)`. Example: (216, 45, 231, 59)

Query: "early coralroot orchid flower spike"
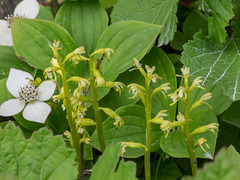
(0, 0, 40, 46)
(0, 68, 56, 123)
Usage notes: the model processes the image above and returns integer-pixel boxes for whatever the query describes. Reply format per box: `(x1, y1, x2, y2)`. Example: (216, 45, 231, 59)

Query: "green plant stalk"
(58, 59, 82, 178)
(183, 91, 197, 176)
(88, 55, 106, 152)
(144, 81, 152, 180)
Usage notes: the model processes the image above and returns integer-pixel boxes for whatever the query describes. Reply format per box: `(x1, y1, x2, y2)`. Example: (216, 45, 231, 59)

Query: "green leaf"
(95, 20, 161, 98)
(182, 10, 208, 40)
(222, 101, 240, 128)
(0, 47, 34, 80)
(198, 0, 234, 46)
(151, 160, 181, 180)
(36, 5, 54, 21)
(0, 122, 78, 179)
(169, 31, 187, 51)
(11, 18, 82, 77)
(55, 0, 108, 54)
(160, 109, 218, 158)
(90, 144, 137, 180)
(90, 105, 163, 158)
(111, 0, 178, 46)
(99, 0, 118, 8)
(181, 31, 240, 101)
(182, 146, 240, 180)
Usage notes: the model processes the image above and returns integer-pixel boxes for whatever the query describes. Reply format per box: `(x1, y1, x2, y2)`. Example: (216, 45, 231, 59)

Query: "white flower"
(0, 0, 40, 46)
(0, 68, 56, 123)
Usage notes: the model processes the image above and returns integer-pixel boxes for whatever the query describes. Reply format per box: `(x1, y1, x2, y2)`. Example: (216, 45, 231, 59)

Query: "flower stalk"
(57, 54, 83, 178)
(88, 55, 106, 151)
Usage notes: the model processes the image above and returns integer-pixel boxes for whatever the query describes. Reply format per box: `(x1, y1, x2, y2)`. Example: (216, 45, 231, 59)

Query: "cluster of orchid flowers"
(44, 40, 125, 146)
(120, 65, 219, 157)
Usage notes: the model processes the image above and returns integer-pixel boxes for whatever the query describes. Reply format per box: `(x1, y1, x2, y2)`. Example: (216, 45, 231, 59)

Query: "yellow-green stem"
(184, 93, 197, 176)
(144, 81, 152, 180)
(58, 60, 82, 179)
(89, 55, 106, 152)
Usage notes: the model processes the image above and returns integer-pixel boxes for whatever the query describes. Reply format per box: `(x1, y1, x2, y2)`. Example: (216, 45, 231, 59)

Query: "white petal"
(23, 101, 51, 123)
(14, 0, 40, 19)
(7, 68, 34, 97)
(0, 99, 25, 116)
(0, 20, 13, 46)
(37, 81, 56, 101)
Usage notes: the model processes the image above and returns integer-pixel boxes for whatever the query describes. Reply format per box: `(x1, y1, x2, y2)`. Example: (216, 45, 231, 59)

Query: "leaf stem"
(144, 80, 152, 180)
(88, 55, 106, 152)
(183, 90, 197, 176)
(58, 59, 83, 179)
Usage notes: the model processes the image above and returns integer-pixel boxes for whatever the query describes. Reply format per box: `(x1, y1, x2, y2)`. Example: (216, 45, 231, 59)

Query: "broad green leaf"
(222, 101, 240, 128)
(90, 105, 163, 158)
(182, 146, 240, 180)
(182, 10, 208, 40)
(178, 84, 232, 116)
(151, 160, 181, 180)
(198, 0, 234, 46)
(95, 20, 161, 98)
(90, 144, 137, 180)
(55, 0, 108, 54)
(111, 0, 178, 46)
(11, 18, 82, 77)
(0, 122, 78, 179)
(0, 46, 34, 80)
(181, 31, 240, 101)
(36, 5, 54, 21)
(160, 109, 218, 158)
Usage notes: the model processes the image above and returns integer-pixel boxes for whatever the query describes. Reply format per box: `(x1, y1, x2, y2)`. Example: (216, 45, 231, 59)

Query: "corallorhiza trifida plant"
(121, 58, 170, 180)
(44, 40, 124, 178)
(163, 67, 219, 176)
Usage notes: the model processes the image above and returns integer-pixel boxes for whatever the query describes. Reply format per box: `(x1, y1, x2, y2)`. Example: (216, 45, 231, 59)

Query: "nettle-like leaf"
(160, 109, 218, 158)
(91, 105, 163, 158)
(181, 31, 240, 101)
(0, 122, 78, 179)
(182, 146, 240, 180)
(199, 0, 234, 46)
(55, 0, 108, 54)
(111, 0, 179, 46)
(11, 18, 82, 77)
(90, 144, 137, 180)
